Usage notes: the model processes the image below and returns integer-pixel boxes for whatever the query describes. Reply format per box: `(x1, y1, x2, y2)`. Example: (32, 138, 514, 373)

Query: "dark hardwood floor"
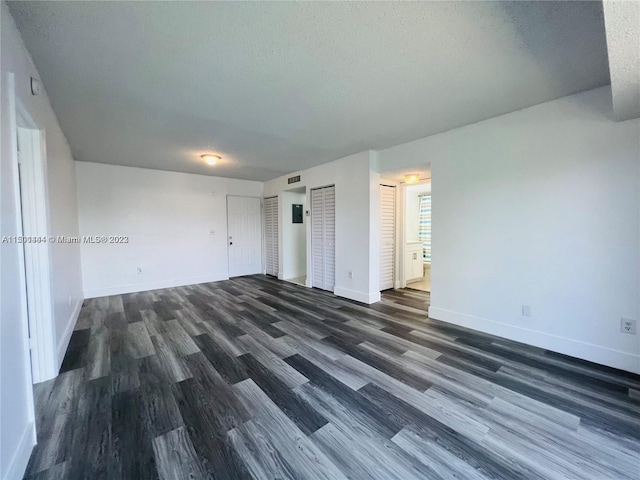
(24, 275, 640, 479)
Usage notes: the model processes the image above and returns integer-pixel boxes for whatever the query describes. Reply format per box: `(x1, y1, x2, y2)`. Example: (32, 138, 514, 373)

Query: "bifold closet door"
(380, 185, 395, 290)
(264, 196, 279, 277)
(311, 186, 335, 291)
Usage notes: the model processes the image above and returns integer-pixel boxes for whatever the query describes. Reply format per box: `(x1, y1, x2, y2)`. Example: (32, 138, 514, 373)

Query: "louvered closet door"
(380, 185, 395, 290)
(264, 196, 278, 277)
(311, 186, 335, 291)
(323, 187, 336, 291)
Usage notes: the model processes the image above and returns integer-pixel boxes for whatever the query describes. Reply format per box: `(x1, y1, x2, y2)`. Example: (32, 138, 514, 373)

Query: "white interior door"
(17, 126, 57, 383)
(311, 186, 335, 291)
(227, 196, 262, 277)
(380, 185, 395, 290)
(264, 196, 279, 277)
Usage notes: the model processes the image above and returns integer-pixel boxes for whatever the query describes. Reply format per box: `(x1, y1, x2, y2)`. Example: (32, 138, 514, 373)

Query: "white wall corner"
(428, 306, 640, 374)
(4, 421, 36, 480)
(369, 149, 380, 172)
(56, 298, 83, 371)
(334, 286, 381, 305)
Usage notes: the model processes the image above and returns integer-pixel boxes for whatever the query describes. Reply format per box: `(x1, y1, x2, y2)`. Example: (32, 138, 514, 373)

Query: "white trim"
(4, 421, 36, 480)
(8, 74, 37, 420)
(428, 306, 640, 374)
(17, 125, 58, 383)
(56, 299, 83, 370)
(83, 273, 229, 299)
(334, 286, 381, 305)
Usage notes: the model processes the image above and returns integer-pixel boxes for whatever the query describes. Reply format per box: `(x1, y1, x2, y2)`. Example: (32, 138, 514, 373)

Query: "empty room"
(1, 1, 639, 479)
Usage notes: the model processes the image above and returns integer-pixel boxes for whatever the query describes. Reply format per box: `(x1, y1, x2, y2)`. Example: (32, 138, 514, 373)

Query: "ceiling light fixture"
(201, 154, 221, 166)
(404, 174, 420, 184)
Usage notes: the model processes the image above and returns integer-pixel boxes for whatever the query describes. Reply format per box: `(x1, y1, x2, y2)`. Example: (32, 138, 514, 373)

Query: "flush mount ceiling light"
(404, 174, 420, 184)
(201, 154, 221, 166)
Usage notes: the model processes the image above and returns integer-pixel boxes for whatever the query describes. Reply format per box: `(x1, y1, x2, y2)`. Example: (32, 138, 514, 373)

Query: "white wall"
(76, 162, 263, 297)
(264, 150, 381, 304)
(379, 86, 640, 373)
(1, 2, 84, 477)
(281, 191, 306, 280)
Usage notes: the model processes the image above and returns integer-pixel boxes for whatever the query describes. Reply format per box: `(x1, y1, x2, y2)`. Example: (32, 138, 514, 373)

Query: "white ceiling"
(8, 1, 610, 181)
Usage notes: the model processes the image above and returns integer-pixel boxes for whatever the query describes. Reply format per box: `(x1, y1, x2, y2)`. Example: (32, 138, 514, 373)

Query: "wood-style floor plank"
(24, 275, 640, 480)
(152, 427, 208, 480)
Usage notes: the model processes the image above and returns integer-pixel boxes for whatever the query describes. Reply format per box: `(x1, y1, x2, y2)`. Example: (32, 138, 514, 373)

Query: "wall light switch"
(522, 305, 532, 317)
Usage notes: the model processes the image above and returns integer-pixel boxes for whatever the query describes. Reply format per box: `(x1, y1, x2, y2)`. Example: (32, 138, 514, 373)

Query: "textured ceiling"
(8, 1, 610, 181)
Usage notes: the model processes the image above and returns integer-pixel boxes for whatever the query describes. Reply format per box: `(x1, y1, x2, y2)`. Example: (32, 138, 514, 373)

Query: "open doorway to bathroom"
(282, 186, 307, 286)
(404, 177, 431, 292)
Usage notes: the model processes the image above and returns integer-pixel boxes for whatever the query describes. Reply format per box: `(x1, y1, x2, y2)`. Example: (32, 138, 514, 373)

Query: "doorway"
(15, 103, 58, 384)
(282, 186, 307, 286)
(227, 195, 262, 277)
(404, 180, 431, 292)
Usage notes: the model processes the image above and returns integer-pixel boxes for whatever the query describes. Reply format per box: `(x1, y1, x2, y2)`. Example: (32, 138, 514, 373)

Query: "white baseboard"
(4, 421, 35, 480)
(334, 287, 381, 305)
(428, 306, 640, 374)
(57, 299, 83, 371)
(83, 274, 229, 298)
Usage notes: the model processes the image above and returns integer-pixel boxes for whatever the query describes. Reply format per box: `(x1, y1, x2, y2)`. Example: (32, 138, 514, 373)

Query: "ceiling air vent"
(287, 175, 301, 185)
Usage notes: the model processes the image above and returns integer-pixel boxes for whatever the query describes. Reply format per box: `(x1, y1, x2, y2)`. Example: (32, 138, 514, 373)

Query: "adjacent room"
(1, 1, 639, 479)
(404, 176, 432, 293)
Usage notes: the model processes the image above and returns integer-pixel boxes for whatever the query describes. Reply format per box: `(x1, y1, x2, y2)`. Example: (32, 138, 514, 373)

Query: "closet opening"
(282, 186, 307, 286)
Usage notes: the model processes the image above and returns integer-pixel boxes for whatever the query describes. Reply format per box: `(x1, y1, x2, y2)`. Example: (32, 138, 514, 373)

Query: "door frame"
(309, 184, 335, 292)
(263, 195, 279, 278)
(12, 84, 58, 384)
(397, 177, 431, 289)
(226, 194, 263, 277)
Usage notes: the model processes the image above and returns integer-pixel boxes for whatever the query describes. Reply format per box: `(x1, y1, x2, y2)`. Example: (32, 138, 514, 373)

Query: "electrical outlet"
(522, 305, 531, 317)
(348, 271, 353, 279)
(209, 230, 215, 235)
(621, 318, 637, 335)
(137, 267, 143, 274)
